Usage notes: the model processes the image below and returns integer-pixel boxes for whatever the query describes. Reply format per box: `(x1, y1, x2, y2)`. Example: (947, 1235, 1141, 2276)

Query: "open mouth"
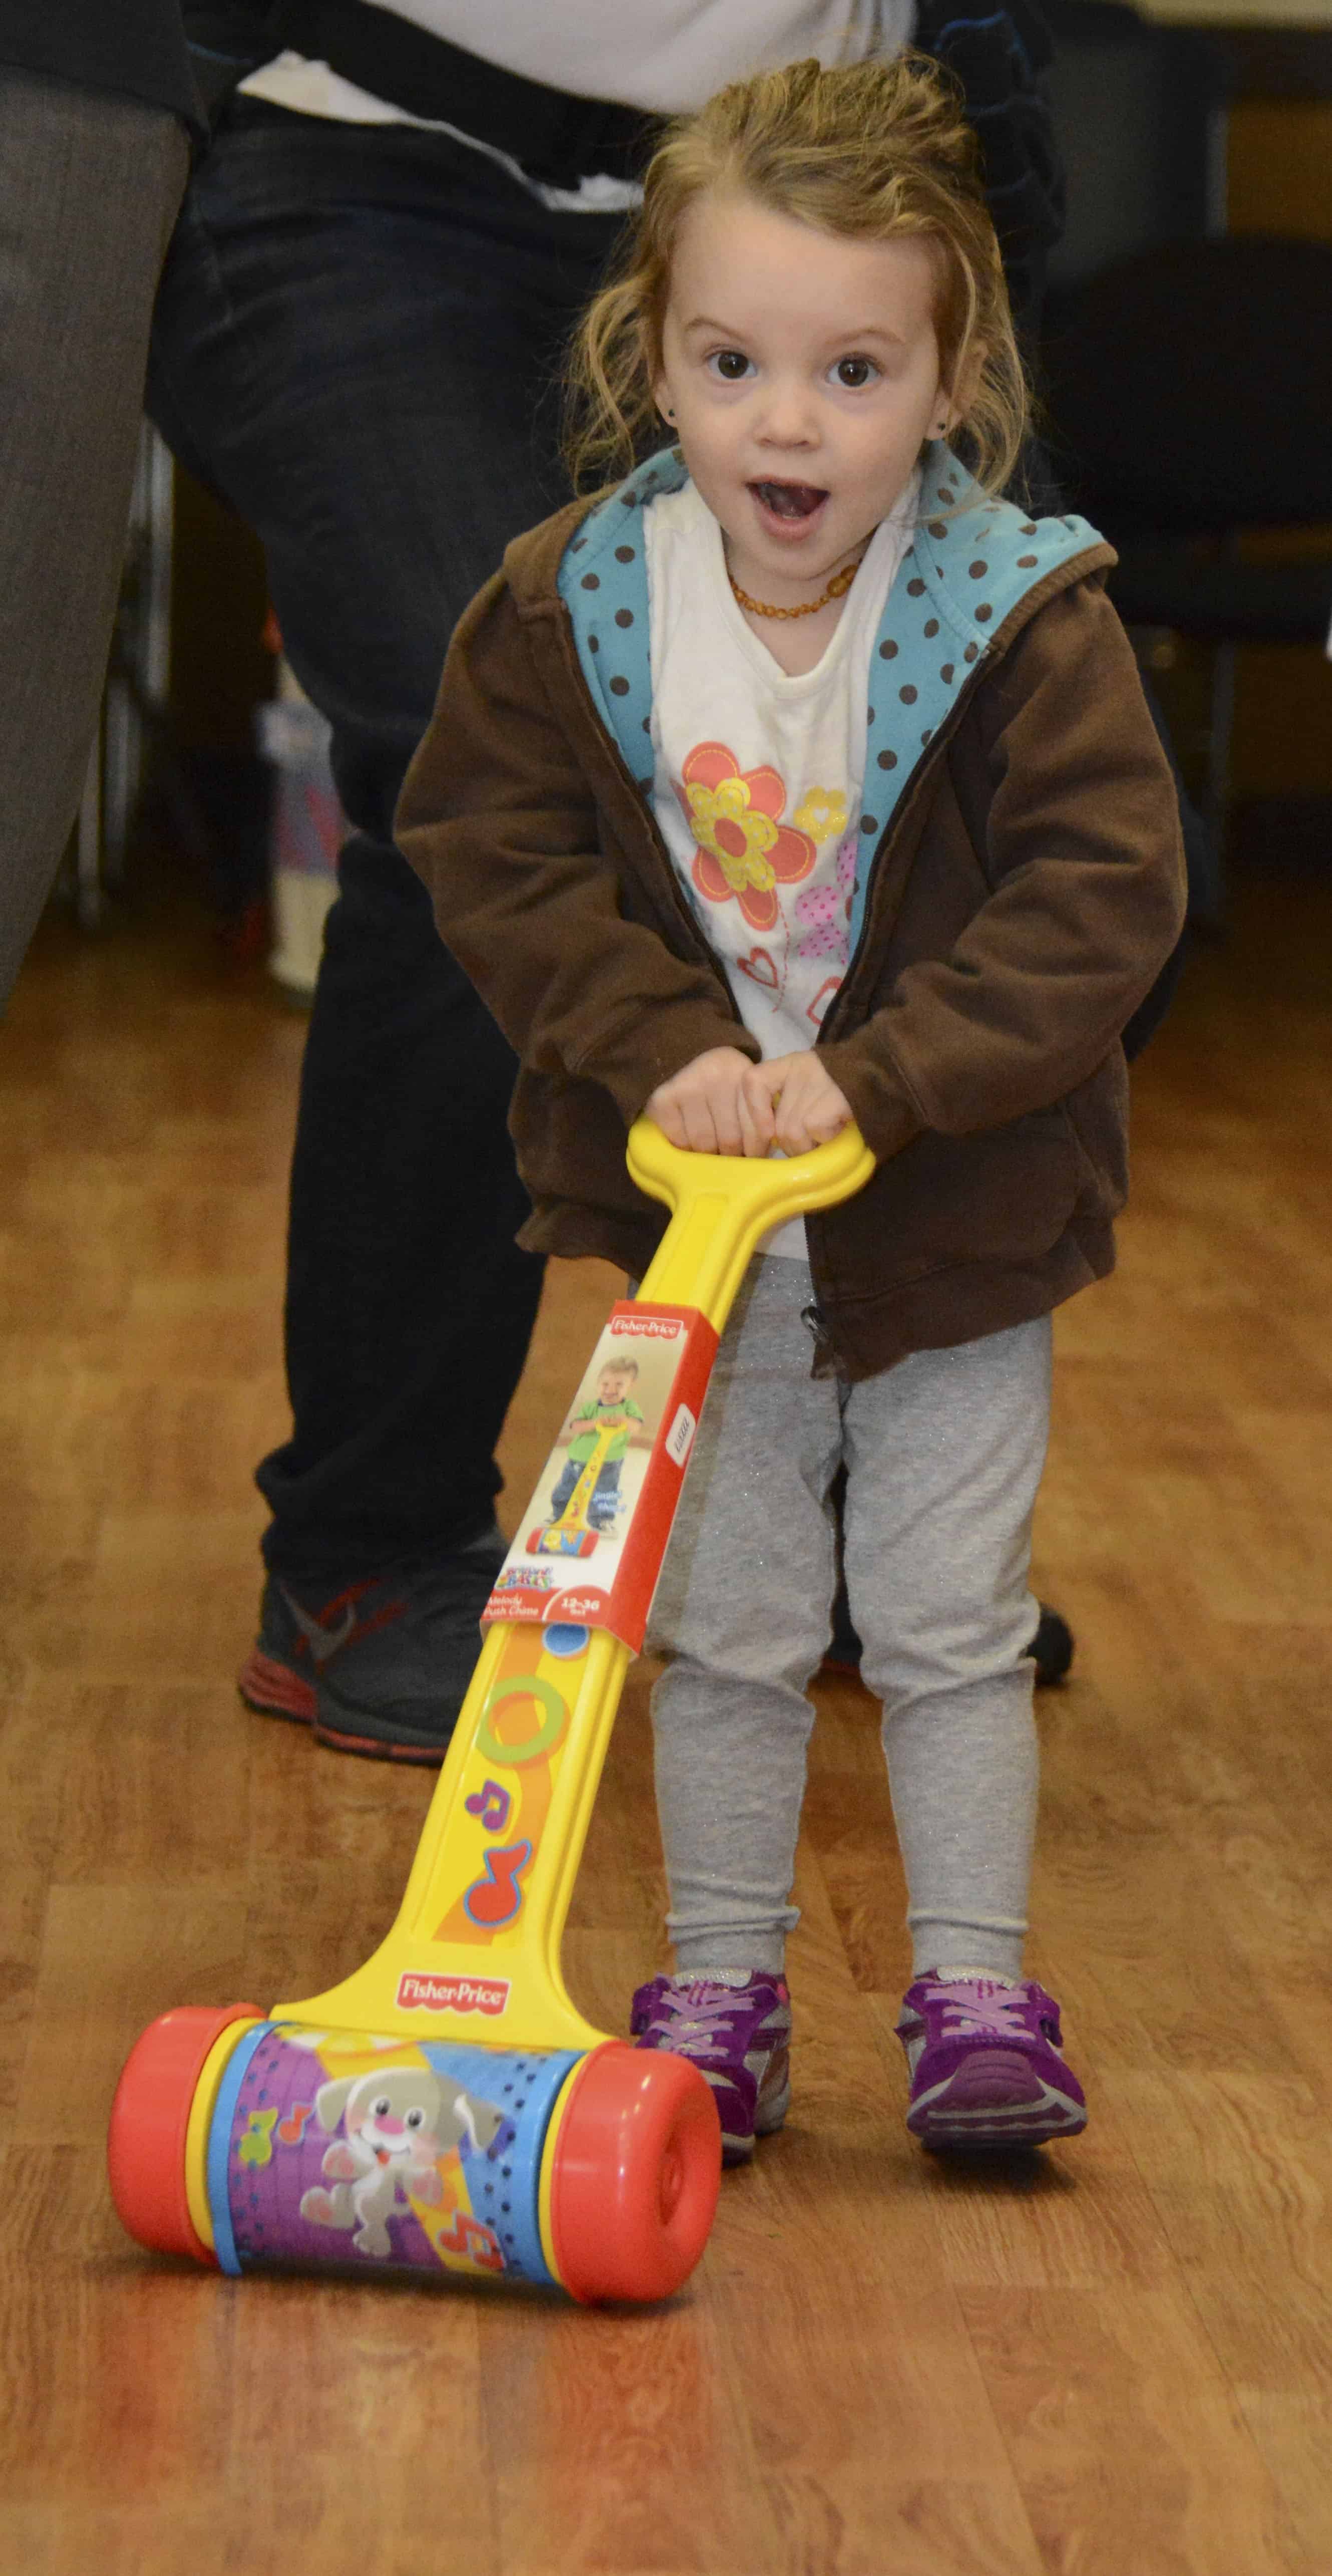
(749, 480, 828, 521)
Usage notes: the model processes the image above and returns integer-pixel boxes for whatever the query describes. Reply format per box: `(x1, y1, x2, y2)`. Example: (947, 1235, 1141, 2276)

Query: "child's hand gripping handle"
(627, 1116, 877, 1329)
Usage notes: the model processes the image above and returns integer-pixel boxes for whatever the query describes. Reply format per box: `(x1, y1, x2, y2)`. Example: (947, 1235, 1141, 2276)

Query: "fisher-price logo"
(610, 1312, 684, 1340)
(396, 1971, 510, 2017)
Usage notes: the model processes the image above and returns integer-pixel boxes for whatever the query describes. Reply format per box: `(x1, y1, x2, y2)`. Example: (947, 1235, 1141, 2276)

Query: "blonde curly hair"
(564, 52, 1029, 505)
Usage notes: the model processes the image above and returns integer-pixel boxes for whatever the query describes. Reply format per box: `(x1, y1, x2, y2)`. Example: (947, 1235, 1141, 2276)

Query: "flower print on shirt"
(792, 787, 849, 845)
(793, 833, 858, 965)
(675, 741, 816, 935)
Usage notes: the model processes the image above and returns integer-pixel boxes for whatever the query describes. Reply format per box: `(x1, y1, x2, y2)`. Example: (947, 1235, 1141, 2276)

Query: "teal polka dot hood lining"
(557, 440, 1105, 962)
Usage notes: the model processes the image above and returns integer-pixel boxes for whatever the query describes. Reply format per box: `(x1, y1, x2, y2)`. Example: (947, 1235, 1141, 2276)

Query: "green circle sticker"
(476, 1674, 569, 1768)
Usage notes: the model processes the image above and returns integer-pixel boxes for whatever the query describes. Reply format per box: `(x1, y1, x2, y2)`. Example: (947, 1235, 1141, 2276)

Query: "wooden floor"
(3, 864, 1332, 2575)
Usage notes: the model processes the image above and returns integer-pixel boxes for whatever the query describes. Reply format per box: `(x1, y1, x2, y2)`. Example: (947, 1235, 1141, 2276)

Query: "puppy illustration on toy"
(299, 2064, 509, 2260)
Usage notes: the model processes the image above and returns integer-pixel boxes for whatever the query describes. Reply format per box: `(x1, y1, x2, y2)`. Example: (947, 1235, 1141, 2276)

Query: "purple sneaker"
(630, 1973, 792, 2165)
(896, 1975, 1087, 2149)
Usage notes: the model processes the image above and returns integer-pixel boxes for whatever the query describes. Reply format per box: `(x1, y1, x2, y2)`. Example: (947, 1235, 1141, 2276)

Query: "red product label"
(396, 1971, 510, 2017)
(483, 1303, 720, 1656)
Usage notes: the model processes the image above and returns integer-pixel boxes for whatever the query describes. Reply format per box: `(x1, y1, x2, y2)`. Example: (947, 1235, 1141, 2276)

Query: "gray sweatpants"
(647, 1256, 1051, 1983)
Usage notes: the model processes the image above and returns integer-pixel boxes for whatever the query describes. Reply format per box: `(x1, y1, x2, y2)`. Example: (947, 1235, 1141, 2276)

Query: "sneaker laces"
(916, 1978, 1035, 2042)
(640, 1980, 748, 2068)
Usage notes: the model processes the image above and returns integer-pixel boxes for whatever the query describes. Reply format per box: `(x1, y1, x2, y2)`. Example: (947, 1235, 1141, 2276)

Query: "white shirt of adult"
(243, 1, 917, 213)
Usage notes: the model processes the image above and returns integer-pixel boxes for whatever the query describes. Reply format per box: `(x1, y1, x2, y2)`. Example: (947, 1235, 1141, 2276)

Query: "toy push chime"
(109, 1119, 873, 2302)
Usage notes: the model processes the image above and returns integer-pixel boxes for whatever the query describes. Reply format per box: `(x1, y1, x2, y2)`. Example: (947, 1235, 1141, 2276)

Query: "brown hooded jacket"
(398, 486, 1186, 1380)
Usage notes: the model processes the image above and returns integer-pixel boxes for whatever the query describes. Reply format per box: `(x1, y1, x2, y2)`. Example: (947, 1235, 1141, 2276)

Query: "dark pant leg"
(147, 107, 624, 1579)
(0, 72, 187, 1006)
(277, 836, 541, 1565)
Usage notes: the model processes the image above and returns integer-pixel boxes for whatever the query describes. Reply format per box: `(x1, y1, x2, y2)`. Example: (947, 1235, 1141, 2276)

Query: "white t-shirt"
(644, 474, 919, 1255)
(242, 1, 916, 213)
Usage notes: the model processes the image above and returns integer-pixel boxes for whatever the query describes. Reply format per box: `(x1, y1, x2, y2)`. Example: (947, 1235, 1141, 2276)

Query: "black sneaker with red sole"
(237, 1525, 507, 1764)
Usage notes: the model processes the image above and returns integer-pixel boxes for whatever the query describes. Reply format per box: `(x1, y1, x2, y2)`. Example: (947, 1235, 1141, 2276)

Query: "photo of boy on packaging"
(549, 1357, 644, 1534)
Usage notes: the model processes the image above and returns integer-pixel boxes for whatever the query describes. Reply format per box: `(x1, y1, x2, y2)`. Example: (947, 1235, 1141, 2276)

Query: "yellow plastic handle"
(626, 1116, 876, 1328)
(272, 1114, 875, 2055)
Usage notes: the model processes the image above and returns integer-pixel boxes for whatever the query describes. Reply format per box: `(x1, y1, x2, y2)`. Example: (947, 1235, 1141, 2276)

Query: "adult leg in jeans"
(0, 71, 187, 1005)
(147, 103, 625, 1759)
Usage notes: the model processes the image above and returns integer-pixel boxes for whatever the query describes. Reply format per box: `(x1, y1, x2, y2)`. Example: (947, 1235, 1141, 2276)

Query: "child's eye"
(707, 350, 753, 383)
(831, 356, 878, 390)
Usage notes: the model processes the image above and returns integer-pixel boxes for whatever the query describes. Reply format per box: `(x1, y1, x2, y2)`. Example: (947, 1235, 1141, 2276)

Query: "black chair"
(1040, 232, 1332, 887)
(1042, 0, 1220, 289)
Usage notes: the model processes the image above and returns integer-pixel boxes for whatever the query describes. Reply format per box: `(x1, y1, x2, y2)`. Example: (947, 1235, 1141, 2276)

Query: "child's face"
(598, 1367, 633, 1405)
(654, 191, 954, 608)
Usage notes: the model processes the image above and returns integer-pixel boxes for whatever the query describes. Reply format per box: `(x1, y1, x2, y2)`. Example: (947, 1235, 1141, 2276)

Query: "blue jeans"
(550, 1457, 622, 1528)
(148, 102, 626, 1582)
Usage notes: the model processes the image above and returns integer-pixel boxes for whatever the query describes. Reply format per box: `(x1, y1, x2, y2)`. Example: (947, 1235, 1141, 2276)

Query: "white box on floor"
(257, 662, 343, 998)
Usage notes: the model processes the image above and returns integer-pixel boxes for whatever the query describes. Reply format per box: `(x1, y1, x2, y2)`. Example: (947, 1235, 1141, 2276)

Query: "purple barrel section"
(214, 2025, 575, 2286)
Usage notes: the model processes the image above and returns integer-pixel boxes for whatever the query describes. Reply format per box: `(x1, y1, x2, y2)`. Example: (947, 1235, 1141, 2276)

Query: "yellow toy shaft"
(277, 1119, 874, 2056)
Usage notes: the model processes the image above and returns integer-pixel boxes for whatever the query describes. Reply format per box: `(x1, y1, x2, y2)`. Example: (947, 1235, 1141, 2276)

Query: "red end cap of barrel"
(108, 2003, 261, 2265)
(548, 2041, 721, 2304)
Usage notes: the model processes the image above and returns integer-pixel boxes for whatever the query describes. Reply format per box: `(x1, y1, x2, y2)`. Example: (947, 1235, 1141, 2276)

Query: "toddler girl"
(398, 55, 1185, 2160)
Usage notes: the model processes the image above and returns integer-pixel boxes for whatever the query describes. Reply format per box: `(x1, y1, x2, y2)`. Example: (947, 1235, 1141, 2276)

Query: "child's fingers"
(678, 1096, 722, 1153)
(648, 1051, 848, 1158)
(706, 1090, 748, 1157)
(647, 1048, 756, 1155)
(737, 1068, 777, 1158)
(774, 1093, 850, 1151)
(646, 1093, 690, 1149)
(691, 1084, 748, 1154)
(661, 1086, 735, 1155)
(766, 1055, 852, 1154)
(774, 1100, 850, 1153)
(735, 1093, 766, 1159)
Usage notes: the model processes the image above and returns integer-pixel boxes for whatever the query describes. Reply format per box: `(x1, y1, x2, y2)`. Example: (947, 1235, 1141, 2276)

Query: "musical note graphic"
(237, 2107, 278, 2169)
(436, 2210, 505, 2271)
(462, 1839, 533, 1929)
(464, 1779, 512, 1833)
(276, 2102, 314, 2148)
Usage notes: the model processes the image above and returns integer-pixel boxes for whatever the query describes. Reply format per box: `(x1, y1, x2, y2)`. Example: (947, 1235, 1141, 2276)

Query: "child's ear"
(937, 339, 987, 437)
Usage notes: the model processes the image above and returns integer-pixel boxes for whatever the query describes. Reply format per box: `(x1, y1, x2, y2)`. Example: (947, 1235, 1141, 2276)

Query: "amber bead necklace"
(727, 550, 866, 621)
